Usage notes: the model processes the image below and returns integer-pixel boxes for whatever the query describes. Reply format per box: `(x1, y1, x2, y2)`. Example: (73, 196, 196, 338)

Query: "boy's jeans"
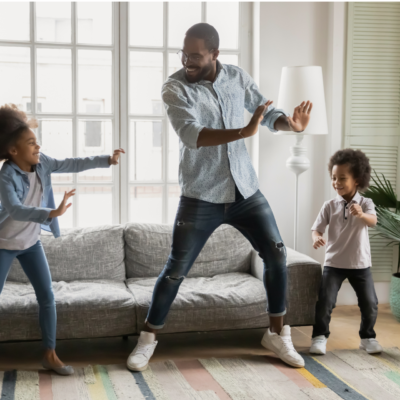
(146, 188, 287, 329)
(312, 266, 378, 339)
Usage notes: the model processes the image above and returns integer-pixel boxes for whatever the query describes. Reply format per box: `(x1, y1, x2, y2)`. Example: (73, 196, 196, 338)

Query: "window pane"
(168, 2, 201, 48)
(218, 54, 239, 66)
(77, 2, 112, 45)
(168, 185, 181, 224)
(130, 120, 162, 181)
(130, 186, 162, 223)
(0, 2, 30, 41)
(130, 51, 163, 115)
(206, 2, 239, 50)
(77, 186, 112, 227)
(78, 50, 112, 114)
(36, 2, 71, 43)
(38, 119, 73, 184)
(53, 185, 74, 229)
(0, 47, 30, 111)
(77, 119, 113, 182)
(37, 48, 72, 113)
(168, 123, 179, 181)
(168, 52, 182, 77)
(129, 2, 163, 47)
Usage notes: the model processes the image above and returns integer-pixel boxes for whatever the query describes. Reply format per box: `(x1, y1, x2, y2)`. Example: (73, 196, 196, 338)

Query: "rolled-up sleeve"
(162, 82, 204, 150)
(242, 70, 289, 133)
(311, 202, 330, 234)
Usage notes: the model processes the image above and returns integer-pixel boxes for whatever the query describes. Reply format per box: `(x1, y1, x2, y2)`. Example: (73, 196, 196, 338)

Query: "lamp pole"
(285, 134, 310, 251)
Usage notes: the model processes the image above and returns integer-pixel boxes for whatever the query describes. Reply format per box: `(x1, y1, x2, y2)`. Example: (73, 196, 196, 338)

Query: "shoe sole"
(261, 338, 305, 368)
(309, 348, 326, 355)
(359, 345, 382, 354)
(126, 362, 149, 372)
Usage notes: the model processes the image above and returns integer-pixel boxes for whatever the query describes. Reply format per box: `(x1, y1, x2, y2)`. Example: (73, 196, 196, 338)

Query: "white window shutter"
(344, 2, 400, 281)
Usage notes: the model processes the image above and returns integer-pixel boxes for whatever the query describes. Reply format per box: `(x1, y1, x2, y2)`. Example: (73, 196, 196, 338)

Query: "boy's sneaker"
(261, 325, 305, 368)
(359, 338, 383, 354)
(309, 335, 327, 355)
(127, 331, 158, 371)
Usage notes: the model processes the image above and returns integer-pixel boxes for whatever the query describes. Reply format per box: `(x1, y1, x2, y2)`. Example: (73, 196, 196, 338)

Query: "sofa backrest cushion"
(7, 225, 126, 283)
(124, 223, 252, 278)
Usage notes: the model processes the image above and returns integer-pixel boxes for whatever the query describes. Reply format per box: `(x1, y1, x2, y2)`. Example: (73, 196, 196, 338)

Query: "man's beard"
(185, 62, 214, 83)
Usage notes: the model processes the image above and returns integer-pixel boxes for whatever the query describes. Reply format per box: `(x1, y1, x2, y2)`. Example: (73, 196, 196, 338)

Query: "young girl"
(0, 104, 125, 375)
(310, 149, 382, 355)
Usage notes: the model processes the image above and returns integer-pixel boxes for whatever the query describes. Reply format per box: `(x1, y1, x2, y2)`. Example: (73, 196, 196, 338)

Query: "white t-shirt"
(311, 192, 376, 269)
(0, 171, 43, 250)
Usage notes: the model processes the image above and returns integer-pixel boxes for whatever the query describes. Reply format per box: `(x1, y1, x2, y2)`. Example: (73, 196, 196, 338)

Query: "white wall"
(258, 2, 389, 304)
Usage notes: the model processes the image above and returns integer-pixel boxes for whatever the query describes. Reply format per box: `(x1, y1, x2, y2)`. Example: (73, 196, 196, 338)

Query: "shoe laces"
(313, 336, 326, 344)
(279, 335, 296, 354)
(136, 341, 155, 357)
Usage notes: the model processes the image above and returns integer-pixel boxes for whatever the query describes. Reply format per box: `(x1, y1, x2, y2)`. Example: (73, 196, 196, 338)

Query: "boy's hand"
(108, 148, 126, 165)
(49, 189, 76, 218)
(313, 236, 326, 249)
(349, 204, 363, 218)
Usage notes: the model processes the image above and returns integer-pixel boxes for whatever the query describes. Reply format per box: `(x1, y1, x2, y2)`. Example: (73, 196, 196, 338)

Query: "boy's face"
(9, 129, 41, 166)
(331, 163, 358, 197)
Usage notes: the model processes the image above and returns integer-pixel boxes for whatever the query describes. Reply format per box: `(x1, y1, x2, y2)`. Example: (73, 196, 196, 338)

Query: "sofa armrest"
(250, 248, 323, 326)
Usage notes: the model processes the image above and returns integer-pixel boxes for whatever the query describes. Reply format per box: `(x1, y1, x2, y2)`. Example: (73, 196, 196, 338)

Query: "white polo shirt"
(311, 192, 376, 269)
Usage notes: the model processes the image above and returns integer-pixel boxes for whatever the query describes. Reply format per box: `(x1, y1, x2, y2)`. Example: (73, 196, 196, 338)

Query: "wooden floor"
(1, 304, 400, 371)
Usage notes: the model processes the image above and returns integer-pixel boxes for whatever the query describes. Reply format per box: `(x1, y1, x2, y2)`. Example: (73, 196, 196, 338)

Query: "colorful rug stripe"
(303, 354, 369, 400)
(130, 369, 157, 400)
(0, 372, 3, 398)
(1, 370, 16, 400)
(106, 364, 144, 400)
(38, 372, 53, 400)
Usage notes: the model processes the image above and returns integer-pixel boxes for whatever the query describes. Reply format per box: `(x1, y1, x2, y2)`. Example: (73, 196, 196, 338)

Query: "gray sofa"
(0, 223, 322, 343)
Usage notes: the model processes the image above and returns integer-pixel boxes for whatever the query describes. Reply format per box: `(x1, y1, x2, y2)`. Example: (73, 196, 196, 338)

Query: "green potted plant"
(363, 172, 400, 321)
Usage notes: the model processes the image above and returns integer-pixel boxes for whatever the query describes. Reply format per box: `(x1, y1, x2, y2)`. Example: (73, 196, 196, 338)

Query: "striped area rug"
(2, 348, 400, 399)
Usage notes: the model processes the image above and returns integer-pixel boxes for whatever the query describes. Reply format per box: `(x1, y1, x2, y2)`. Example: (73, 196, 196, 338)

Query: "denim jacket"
(0, 153, 110, 238)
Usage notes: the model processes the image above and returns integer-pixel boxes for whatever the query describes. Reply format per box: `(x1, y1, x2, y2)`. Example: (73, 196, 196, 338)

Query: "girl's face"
(331, 163, 358, 198)
(9, 129, 41, 166)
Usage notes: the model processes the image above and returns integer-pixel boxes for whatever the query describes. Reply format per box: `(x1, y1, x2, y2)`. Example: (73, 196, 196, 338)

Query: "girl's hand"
(49, 189, 76, 218)
(288, 101, 313, 132)
(313, 236, 326, 249)
(108, 148, 126, 165)
(349, 204, 363, 218)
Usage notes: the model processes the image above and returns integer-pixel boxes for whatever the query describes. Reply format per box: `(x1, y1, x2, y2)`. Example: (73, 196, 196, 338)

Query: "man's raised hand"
(288, 101, 313, 133)
(242, 100, 274, 138)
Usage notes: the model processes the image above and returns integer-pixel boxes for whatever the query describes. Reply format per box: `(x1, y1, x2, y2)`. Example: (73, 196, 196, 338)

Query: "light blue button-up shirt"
(162, 61, 288, 203)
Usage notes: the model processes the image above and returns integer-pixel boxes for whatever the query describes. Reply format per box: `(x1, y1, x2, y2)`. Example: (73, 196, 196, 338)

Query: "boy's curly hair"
(328, 149, 371, 191)
(0, 104, 38, 161)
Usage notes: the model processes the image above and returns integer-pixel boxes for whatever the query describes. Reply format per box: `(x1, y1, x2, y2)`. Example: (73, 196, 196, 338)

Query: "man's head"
(0, 104, 40, 166)
(180, 23, 220, 83)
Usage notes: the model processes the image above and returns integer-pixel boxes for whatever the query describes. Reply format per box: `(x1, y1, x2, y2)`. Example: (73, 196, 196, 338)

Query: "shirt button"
(228, 152, 231, 155)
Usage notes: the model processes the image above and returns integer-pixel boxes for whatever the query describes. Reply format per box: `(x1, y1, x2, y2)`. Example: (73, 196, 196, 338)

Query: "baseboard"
(336, 282, 390, 305)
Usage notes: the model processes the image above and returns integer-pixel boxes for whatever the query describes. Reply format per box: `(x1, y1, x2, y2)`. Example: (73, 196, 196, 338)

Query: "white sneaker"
(127, 331, 158, 371)
(261, 325, 305, 368)
(359, 338, 383, 354)
(309, 335, 327, 355)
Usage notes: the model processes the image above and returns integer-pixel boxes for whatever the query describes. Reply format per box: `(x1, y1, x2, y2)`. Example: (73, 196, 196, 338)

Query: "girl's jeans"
(0, 240, 56, 349)
(146, 188, 287, 329)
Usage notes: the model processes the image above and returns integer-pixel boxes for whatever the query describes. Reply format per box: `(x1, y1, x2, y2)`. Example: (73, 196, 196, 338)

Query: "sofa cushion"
(0, 280, 136, 342)
(126, 272, 269, 333)
(124, 223, 252, 278)
(7, 225, 126, 283)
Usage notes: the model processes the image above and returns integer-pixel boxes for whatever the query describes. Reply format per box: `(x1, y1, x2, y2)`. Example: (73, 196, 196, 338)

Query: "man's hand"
(108, 148, 126, 165)
(49, 189, 76, 218)
(349, 204, 363, 219)
(288, 101, 313, 132)
(242, 100, 274, 138)
(313, 236, 326, 249)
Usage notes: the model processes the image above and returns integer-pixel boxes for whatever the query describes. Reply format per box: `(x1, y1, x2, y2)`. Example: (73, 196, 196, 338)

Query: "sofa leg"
(123, 335, 128, 340)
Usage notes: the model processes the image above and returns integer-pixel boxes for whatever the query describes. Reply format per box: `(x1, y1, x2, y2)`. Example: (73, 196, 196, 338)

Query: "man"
(127, 23, 312, 370)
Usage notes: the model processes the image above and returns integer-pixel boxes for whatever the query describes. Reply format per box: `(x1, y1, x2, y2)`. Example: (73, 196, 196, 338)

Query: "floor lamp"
(275, 66, 328, 251)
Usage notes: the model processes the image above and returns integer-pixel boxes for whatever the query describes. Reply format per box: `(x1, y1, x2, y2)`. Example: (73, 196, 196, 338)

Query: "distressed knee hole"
(177, 221, 185, 226)
(276, 241, 284, 249)
(166, 275, 184, 282)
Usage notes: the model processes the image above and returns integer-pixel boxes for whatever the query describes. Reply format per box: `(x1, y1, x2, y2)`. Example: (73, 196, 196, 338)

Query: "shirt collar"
(6, 160, 37, 176)
(336, 191, 362, 204)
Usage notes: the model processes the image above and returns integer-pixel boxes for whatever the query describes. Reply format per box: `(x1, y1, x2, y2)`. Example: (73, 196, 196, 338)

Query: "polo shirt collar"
(336, 191, 362, 204)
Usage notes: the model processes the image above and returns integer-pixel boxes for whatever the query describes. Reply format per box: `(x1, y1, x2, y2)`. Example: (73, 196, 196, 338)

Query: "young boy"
(310, 148, 382, 355)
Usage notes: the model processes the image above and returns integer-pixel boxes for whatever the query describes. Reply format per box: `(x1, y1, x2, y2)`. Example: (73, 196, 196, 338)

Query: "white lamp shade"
(276, 66, 328, 135)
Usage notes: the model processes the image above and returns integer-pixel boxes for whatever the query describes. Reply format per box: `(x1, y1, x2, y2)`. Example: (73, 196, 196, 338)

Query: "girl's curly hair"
(0, 104, 38, 161)
(328, 148, 371, 191)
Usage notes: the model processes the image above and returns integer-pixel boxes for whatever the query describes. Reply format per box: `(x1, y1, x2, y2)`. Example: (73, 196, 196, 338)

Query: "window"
(0, 2, 247, 227)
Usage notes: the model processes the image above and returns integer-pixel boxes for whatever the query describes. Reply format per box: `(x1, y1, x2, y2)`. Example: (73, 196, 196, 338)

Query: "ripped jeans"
(146, 187, 287, 329)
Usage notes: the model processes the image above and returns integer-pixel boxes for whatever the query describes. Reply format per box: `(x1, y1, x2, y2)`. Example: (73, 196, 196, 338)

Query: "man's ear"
(212, 49, 220, 61)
